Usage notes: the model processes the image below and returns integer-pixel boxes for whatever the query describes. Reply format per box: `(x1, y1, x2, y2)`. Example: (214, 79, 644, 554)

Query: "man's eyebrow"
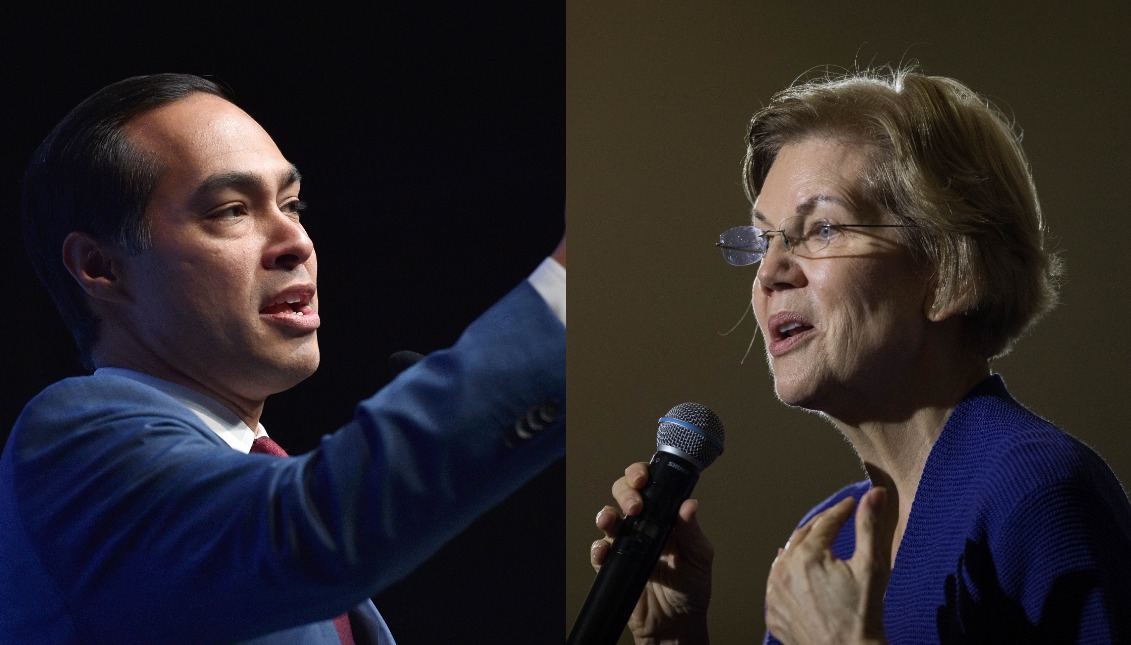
(192, 165, 302, 201)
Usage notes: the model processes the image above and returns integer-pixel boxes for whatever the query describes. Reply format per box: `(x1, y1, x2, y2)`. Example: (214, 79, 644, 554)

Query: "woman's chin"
(773, 378, 822, 410)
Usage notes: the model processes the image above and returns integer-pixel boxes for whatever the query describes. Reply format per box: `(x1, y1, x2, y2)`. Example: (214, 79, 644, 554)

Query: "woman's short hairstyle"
(743, 67, 1061, 359)
(22, 74, 228, 370)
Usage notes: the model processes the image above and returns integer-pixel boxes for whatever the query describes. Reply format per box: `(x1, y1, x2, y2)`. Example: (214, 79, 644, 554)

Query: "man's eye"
(283, 199, 308, 219)
(211, 205, 247, 219)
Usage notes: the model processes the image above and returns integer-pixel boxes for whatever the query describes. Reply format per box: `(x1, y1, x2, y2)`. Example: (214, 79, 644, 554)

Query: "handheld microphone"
(567, 403, 725, 645)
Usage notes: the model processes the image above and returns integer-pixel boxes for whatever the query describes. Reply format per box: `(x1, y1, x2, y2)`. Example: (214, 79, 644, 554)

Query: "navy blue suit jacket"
(0, 281, 565, 644)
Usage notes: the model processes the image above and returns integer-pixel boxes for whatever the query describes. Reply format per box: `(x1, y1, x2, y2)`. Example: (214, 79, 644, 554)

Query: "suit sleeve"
(3, 281, 564, 644)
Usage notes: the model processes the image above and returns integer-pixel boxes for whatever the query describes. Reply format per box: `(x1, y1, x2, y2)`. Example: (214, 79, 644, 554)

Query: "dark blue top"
(767, 376, 1131, 643)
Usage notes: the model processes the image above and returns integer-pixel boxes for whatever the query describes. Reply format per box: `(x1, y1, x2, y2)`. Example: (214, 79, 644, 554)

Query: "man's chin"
(257, 351, 320, 396)
(286, 354, 320, 386)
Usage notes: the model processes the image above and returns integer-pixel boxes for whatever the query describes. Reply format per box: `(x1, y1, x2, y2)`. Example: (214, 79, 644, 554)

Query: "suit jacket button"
(506, 400, 561, 447)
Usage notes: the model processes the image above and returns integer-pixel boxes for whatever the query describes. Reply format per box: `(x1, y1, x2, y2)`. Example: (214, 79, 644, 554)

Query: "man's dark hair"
(21, 73, 228, 370)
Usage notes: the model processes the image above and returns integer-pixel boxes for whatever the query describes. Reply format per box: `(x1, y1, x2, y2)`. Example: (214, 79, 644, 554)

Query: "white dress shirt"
(92, 367, 264, 453)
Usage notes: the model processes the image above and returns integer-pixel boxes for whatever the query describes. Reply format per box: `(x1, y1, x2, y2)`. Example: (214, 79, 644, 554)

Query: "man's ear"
(61, 231, 130, 304)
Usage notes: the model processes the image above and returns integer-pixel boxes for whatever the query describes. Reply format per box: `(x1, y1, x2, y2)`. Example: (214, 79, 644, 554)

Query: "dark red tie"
(250, 436, 356, 645)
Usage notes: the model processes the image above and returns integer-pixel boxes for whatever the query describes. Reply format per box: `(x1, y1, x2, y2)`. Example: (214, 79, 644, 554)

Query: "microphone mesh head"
(656, 402, 725, 471)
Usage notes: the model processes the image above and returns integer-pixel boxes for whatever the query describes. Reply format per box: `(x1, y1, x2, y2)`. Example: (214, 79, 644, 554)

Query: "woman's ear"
(924, 281, 973, 322)
(61, 231, 130, 304)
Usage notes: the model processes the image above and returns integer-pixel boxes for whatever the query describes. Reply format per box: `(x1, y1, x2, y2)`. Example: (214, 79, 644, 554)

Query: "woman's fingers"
(590, 538, 609, 570)
(611, 462, 650, 516)
(595, 505, 621, 538)
(787, 496, 855, 553)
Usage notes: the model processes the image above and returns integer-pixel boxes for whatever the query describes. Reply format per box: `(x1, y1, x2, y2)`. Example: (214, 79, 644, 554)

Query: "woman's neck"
(829, 356, 990, 567)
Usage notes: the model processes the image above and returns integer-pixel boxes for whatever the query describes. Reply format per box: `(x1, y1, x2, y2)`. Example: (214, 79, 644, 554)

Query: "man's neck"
(94, 357, 266, 430)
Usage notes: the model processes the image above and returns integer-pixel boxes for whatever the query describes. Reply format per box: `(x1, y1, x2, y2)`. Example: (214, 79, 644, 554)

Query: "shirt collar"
(92, 367, 266, 453)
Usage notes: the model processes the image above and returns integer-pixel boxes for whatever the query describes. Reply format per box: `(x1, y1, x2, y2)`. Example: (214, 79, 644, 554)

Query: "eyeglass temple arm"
(835, 223, 918, 229)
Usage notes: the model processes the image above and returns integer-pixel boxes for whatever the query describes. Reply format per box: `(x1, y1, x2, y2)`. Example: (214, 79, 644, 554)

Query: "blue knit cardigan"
(766, 375, 1131, 643)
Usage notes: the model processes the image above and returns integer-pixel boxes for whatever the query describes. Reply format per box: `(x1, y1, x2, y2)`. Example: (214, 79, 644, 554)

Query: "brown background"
(566, 2, 1131, 641)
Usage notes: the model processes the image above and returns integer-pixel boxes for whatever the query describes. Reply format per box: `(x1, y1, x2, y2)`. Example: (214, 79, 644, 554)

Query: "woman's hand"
(764, 487, 893, 645)
(590, 462, 714, 644)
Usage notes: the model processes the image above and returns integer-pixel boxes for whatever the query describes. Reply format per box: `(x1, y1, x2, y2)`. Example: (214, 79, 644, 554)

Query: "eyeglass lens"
(717, 217, 834, 266)
(780, 217, 834, 254)
(717, 225, 767, 266)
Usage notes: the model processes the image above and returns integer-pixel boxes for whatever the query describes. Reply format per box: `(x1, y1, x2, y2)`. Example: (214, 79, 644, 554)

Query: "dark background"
(3, 3, 563, 643)
(567, 2, 1131, 642)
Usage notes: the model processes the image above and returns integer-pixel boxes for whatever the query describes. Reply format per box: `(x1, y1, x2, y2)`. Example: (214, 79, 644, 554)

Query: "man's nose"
(264, 210, 314, 271)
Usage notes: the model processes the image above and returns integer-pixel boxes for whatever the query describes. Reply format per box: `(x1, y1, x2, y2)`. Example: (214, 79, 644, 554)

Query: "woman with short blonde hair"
(590, 68, 1131, 643)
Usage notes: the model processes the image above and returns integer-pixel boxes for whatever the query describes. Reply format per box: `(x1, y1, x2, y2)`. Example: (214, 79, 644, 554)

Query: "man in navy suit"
(0, 74, 565, 643)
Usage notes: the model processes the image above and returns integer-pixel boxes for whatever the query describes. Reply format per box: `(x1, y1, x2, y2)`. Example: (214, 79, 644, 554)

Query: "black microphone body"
(568, 452, 700, 645)
(568, 403, 724, 645)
